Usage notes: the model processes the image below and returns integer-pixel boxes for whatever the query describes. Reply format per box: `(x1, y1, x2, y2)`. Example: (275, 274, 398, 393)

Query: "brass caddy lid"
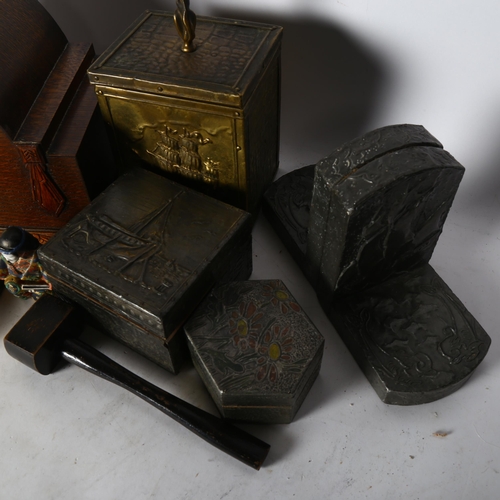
(88, 10, 282, 107)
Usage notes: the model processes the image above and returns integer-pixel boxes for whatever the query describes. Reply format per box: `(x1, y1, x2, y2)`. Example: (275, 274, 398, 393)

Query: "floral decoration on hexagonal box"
(184, 280, 324, 423)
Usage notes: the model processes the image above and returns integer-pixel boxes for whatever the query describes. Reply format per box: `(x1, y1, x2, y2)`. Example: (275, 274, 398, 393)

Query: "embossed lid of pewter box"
(88, 10, 282, 107)
(39, 168, 251, 338)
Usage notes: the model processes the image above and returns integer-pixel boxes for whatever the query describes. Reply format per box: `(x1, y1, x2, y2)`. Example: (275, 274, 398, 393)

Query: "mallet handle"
(61, 338, 270, 470)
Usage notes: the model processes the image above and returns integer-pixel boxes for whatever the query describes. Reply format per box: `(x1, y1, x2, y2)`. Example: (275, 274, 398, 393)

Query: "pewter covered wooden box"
(39, 168, 252, 373)
(88, 10, 282, 213)
(184, 280, 324, 423)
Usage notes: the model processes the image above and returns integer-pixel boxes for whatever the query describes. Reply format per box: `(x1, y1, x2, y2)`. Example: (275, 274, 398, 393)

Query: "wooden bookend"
(0, 0, 118, 243)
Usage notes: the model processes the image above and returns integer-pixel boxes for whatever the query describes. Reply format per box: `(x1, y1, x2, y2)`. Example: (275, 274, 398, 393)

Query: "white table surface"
(1, 1, 499, 498)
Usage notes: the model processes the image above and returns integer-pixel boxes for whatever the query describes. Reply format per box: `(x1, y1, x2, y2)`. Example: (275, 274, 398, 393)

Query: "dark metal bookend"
(327, 264, 490, 405)
(263, 124, 491, 405)
(4, 294, 270, 470)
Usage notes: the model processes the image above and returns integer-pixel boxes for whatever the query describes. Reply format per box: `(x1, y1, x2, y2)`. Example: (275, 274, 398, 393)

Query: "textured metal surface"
(326, 264, 491, 405)
(264, 127, 464, 296)
(88, 11, 282, 212)
(315, 124, 442, 183)
(307, 124, 447, 294)
(39, 168, 252, 372)
(184, 280, 324, 423)
(262, 165, 314, 281)
(263, 124, 489, 405)
(89, 12, 281, 102)
(315, 146, 464, 300)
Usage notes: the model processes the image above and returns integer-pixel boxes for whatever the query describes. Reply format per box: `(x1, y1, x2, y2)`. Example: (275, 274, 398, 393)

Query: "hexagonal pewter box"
(184, 280, 324, 424)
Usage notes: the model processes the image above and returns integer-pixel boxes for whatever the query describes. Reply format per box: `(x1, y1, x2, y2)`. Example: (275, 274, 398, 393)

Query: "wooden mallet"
(4, 294, 270, 470)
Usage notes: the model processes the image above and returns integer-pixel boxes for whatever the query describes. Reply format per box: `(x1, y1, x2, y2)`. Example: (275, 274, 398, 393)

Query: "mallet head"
(4, 294, 83, 375)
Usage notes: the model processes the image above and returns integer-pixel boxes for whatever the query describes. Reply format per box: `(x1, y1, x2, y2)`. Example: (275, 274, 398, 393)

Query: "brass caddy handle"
(174, 0, 197, 53)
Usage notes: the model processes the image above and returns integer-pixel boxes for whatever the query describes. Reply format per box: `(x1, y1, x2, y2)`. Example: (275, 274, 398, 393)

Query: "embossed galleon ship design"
(63, 193, 191, 295)
(147, 126, 219, 186)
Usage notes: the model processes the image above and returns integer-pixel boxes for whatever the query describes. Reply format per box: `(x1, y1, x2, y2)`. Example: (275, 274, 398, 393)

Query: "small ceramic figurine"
(0, 226, 51, 299)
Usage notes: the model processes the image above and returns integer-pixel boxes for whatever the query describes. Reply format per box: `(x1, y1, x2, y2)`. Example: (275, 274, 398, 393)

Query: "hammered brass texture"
(94, 13, 276, 98)
(88, 11, 282, 213)
(95, 88, 246, 207)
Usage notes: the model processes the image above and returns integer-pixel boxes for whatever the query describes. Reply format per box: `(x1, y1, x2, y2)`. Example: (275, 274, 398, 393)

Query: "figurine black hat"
(0, 227, 26, 254)
(0, 226, 40, 254)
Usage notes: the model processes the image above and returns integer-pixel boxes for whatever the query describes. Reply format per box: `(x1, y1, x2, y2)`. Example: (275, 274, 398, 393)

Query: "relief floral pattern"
(228, 301, 263, 351)
(261, 280, 301, 314)
(186, 280, 324, 397)
(256, 324, 293, 382)
(338, 266, 490, 394)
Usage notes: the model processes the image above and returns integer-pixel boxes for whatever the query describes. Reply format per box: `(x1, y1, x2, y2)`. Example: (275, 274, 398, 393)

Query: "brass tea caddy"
(88, 1, 282, 214)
